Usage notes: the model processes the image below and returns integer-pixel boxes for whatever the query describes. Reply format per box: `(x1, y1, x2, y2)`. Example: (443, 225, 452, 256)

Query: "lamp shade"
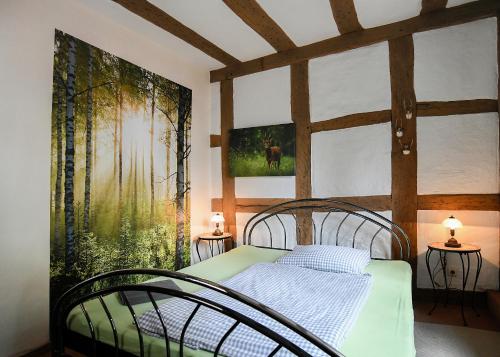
(442, 215, 463, 230)
(211, 213, 225, 223)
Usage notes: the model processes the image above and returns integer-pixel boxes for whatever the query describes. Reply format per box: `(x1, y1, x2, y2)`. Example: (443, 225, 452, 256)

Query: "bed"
(51, 199, 415, 357)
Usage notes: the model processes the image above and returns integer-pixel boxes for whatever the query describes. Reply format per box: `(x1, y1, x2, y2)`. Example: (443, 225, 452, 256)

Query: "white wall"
(414, 19, 499, 290)
(414, 18, 497, 102)
(209, 19, 499, 291)
(309, 42, 391, 121)
(0, 0, 211, 355)
(233, 66, 296, 199)
(311, 123, 392, 197)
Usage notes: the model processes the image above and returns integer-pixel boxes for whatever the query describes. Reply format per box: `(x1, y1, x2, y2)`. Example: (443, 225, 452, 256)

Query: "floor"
(413, 300, 500, 357)
(414, 322, 500, 357)
(413, 300, 499, 331)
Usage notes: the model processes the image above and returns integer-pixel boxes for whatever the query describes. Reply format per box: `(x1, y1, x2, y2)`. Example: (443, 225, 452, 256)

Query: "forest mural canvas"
(229, 123, 296, 177)
(50, 30, 192, 305)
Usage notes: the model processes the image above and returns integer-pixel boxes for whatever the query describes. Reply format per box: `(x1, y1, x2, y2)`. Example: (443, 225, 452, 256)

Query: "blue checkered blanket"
(138, 263, 372, 356)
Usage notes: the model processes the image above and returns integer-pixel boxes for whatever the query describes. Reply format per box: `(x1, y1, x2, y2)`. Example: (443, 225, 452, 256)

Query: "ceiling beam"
(222, 0, 296, 51)
(329, 0, 363, 34)
(113, 0, 240, 65)
(211, 0, 500, 82)
(421, 0, 448, 15)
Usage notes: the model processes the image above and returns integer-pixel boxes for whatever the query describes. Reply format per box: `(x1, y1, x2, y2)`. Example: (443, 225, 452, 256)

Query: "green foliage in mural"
(49, 30, 192, 308)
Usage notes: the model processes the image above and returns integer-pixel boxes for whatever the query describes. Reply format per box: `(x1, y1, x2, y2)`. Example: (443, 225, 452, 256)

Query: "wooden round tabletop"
(428, 242, 480, 253)
(198, 232, 232, 240)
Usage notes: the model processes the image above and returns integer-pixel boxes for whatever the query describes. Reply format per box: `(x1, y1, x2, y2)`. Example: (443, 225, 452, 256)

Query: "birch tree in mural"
(49, 30, 192, 307)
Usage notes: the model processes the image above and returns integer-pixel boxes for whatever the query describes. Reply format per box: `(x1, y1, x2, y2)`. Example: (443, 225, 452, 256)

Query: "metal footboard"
(51, 268, 343, 357)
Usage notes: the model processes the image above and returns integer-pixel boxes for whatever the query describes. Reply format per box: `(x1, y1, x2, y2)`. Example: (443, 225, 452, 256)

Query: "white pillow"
(276, 245, 371, 274)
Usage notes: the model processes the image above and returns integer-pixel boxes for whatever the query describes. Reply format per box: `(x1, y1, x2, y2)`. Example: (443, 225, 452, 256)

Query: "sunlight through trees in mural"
(49, 30, 192, 306)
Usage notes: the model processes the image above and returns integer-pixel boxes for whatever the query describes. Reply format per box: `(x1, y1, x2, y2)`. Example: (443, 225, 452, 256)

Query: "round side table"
(425, 242, 482, 326)
(196, 232, 233, 262)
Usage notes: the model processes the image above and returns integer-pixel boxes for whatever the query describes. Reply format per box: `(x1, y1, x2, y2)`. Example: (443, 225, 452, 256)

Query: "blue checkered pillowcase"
(276, 245, 371, 274)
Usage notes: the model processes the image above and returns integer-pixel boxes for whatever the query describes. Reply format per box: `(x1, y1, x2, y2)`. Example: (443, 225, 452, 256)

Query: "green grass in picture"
(229, 123, 296, 177)
(230, 153, 295, 177)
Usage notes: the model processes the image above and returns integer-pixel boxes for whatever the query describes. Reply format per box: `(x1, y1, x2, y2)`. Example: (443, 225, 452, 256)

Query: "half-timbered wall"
(209, 18, 499, 291)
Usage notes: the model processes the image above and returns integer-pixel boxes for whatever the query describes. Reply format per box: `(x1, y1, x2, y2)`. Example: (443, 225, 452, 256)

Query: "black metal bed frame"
(51, 199, 410, 357)
(244, 198, 410, 260)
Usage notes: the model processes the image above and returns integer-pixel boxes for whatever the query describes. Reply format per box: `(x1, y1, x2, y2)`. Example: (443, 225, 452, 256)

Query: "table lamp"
(211, 213, 225, 236)
(442, 215, 463, 248)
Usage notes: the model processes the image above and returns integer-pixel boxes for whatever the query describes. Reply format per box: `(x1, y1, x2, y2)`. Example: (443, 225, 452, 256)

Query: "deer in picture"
(262, 134, 281, 170)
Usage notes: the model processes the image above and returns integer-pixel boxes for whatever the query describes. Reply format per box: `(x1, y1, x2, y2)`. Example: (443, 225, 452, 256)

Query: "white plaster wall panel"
(210, 82, 221, 135)
(312, 211, 393, 259)
(311, 123, 392, 197)
(417, 114, 499, 194)
(309, 42, 391, 121)
(256, 0, 340, 46)
(229, 67, 295, 199)
(447, 0, 475, 7)
(236, 212, 296, 248)
(149, 0, 274, 61)
(234, 66, 292, 128)
(235, 177, 295, 198)
(210, 148, 222, 198)
(414, 19, 497, 102)
(417, 210, 499, 291)
(354, 0, 421, 29)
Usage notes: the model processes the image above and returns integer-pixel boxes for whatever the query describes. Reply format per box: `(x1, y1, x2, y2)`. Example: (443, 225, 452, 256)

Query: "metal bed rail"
(51, 268, 343, 357)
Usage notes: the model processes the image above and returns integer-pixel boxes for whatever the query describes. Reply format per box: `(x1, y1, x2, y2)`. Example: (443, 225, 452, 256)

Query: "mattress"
(66, 245, 415, 357)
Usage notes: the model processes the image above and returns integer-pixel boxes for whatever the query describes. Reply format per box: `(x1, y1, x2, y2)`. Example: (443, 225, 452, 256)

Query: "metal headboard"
(243, 198, 410, 261)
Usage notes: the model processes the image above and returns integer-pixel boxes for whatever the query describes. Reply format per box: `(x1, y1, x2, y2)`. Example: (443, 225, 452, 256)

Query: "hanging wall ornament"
(399, 139, 413, 156)
(403, 98, 413, 120)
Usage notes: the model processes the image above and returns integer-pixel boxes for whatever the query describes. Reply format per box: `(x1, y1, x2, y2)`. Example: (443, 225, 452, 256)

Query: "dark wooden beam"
(223, 0, 296, 51)
(220, 80, 237, 245)
(211, 196, 392, 213)
(421, 0, 448, 15)
(329, 0, 363, 34)
(311, 110, 391, 133)
(497, 12, 500, 289)
(210, 134, 221, 148)
(211, 0, 500, 82)
(417, 99, 498, 116)
(291, 61, 312, 244)
(113, 0, 240, 65)
(230, 198, 291, 213)
(417, 194, 500, 211)
(212, 195, 500, 213)
(389, 36, 417, 268)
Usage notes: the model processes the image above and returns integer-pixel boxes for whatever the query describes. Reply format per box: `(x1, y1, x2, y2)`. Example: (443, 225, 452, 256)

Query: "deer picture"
(262, 134, 281, 170)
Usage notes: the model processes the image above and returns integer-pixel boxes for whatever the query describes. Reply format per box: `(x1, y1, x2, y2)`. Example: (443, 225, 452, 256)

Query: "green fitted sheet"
(67, 246, 415, 357)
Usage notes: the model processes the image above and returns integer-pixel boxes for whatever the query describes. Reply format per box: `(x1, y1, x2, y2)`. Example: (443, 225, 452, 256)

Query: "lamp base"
(445, 237, 461, 248)
(212, 228, 223, 236)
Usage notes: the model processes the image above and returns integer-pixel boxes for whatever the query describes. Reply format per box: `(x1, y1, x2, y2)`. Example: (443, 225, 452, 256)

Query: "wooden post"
(389, 36, 418, 275)
(220, 79, 237, 248)
(497, 12, 500, 288)
(291, 61, 313, 245)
